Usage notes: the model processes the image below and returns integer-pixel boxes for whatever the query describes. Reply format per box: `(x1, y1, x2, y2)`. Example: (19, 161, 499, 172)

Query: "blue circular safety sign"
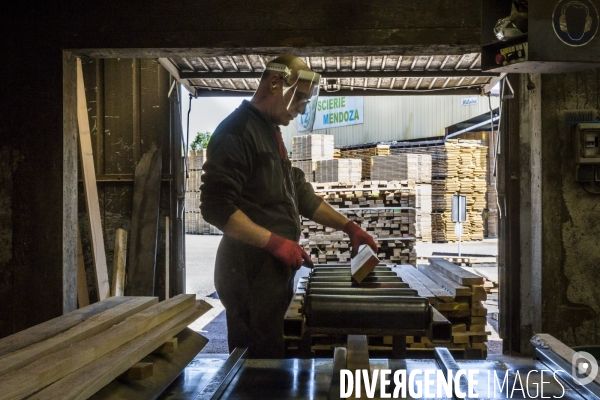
(553, 0, 599, 46)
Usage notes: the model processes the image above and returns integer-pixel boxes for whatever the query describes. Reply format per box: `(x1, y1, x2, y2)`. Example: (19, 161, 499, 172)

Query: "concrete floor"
(185, 234, 501, 355)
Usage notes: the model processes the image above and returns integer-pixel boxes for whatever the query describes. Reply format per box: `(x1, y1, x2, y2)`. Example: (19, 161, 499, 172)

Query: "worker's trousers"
(214, 236, 295, 358)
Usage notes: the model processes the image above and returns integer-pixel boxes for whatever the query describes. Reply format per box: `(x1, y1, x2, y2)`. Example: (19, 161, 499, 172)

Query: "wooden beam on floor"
(0, 297, 157, 377)
(31, 301, 211, 400)
(0, 295, 196, 399)
(0, 297, 135, 357)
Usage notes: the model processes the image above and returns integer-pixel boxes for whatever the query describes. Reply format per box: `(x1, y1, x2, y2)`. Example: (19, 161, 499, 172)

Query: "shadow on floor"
(198, 309, 230, 354)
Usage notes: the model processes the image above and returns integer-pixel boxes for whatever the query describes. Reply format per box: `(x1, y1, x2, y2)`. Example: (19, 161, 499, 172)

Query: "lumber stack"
(291, 134, 334, 161)
(0, 295, 211, 400)
(338, 145, 390, 180)
(185, 150, 222, 235)
(394, 262, 489, 357)
(301, 181, 421, 265)
(314, 159, 362, 183)
(370, 154, 432, 183)
(392, 140, 488, 242)
(292, 160, 315, 182)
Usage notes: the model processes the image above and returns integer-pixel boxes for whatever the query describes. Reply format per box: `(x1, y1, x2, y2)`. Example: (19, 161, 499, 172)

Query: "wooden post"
(111, 229, 127, 297)
(76, 58, 110, 301)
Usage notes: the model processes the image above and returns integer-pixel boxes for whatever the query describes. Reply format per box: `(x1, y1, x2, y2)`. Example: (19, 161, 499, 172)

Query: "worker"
(200, 55, 377, 358)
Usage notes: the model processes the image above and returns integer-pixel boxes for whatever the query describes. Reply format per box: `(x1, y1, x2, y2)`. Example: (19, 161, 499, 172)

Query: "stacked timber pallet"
(185, 150, 222, 235)
(394, 259, 490, 358)
(291, 134, 335, 182)
(292, 160, 315, 182)
(291, 134, 334, 160)
(300, 181, 422, 265)
(314, 159, 362, 183)
(0, 295, 211, 400)
(395, 140, 488, 242)
(338, 145, 390, 180)
(370, 154, 432, 183)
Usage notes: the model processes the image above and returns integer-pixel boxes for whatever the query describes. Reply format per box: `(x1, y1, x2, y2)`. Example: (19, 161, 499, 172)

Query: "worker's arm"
(310, 200, 350, 231)
(220, 209, 312, 270)
(291, 167, 378, 257)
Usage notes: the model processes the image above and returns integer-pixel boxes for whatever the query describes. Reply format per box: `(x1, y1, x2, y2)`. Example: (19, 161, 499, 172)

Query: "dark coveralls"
(200, 100, 323, 358)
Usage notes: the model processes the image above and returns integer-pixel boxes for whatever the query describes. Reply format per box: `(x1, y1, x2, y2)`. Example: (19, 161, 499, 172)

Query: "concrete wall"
(541, 70, 600, 346)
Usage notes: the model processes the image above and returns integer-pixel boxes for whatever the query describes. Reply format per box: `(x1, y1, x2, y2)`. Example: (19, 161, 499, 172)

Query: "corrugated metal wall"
(281, 95, 500, 148)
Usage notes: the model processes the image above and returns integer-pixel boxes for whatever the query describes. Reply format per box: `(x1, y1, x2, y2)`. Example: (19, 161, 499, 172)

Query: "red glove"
(343, 220, 378, 257)
(264, 233, 314, 271)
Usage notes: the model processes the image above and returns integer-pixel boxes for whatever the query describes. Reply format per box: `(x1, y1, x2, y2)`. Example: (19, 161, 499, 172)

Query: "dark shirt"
(200, 100, 323, 241)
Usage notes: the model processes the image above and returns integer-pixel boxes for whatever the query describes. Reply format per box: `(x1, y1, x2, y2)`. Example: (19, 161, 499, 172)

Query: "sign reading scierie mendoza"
(298, 96, 364, 132)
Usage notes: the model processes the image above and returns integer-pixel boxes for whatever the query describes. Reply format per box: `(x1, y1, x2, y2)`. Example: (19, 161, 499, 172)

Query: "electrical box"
(451, 195, 467, 223)
(575, 123, 600, 181)
(481, 0, 600, 73)
(576, 123, 600, 164)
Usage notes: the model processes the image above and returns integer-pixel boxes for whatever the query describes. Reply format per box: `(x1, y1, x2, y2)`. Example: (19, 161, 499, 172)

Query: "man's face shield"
(266, 63, 321, 132)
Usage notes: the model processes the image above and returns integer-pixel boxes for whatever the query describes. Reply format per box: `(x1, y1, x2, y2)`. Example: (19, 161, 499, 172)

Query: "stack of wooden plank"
(187, 149, 207, 170)
(291, 134, 335, 161)
(314, 159, 362, 183)
(370, 154, 432, 183)
(184, 150, 222, 235)
(292, 160, 315, 182)
(0, 296, 211, 400)
(338, 145, 390, 180)
(472, 266, 499, 294)
(394, 261, 489, 357)
(301, 181, 421, 265)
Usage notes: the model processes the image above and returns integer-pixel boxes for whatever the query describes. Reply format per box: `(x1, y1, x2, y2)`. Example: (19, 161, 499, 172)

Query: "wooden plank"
(89, 328, 208, 400)
(351, 245, 379, 283)
(111, 229, 127, 297)
(429, 258, 484, 285)
(77, 225, 90, 308)
(76, 58, 110, 301)
(126, 144, 163, 296)
(0, 297, 135, 358)
(30, 301, 211, 400)
(0, 294, 196, 400)
(397, 265, 454, 303)
(417, 265, 471, 297)
(471, 285, 487, 302)
(473, 267, 499, 283)
(153, 337, 178, 354)
(393, 265, 436, 303)
(118, 362, 153, 381)
(0, 297, 157, 377)
(346, 334, 370, 372)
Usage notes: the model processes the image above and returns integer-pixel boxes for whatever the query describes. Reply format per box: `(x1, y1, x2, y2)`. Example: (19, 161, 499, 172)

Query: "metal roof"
(158, 54, 501, 97)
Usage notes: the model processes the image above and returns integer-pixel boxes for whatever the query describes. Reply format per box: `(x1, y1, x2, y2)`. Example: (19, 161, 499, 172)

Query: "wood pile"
(472, 267, 499, 294)
(301, 181, 428, 265)
(370, 154, 432, 183)
(314, 159, 362, 183)
(394, 260, 490, 357)
(291, 134, 334, 161)
(0, 296, 211, 400)
(338, 145, 390, 180)
(292, 160, 315, 182)
(185, 150, 222, 235)
(187, 149, 206, 170)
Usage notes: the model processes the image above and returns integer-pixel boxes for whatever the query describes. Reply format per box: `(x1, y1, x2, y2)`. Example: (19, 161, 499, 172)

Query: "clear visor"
(266, 63, 321, 132)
